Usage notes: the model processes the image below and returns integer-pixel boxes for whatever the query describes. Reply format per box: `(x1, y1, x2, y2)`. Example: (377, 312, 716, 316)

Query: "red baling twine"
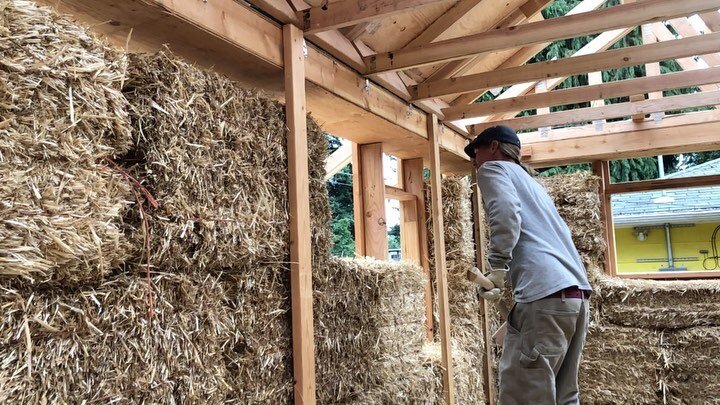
(104, 158, 158, 320)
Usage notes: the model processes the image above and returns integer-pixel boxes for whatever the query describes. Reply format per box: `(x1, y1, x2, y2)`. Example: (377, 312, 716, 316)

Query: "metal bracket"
(540, 127, 550, 138)
(364, 79, 371, 94)
(593, 119, 604, 131)
(405, 104, 414, 119)
(302, 40, 308, 58)
(652, 112, 663, 123)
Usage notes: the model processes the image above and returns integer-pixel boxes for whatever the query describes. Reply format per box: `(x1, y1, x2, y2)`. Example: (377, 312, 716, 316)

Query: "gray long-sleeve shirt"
(477, 161, 591, 303)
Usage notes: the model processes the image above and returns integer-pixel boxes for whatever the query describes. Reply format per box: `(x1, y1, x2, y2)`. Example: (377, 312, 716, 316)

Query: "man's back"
(477, 161, 590, 303)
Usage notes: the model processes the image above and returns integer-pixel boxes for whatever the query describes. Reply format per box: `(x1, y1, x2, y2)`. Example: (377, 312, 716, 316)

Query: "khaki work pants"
(498, 294, 590, 405)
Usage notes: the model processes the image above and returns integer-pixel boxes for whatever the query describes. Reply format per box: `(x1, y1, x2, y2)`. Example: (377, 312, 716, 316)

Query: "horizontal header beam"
(411, 31, 720, 100)
(607, 173, 720, 194)
(365, 0, 720, 74)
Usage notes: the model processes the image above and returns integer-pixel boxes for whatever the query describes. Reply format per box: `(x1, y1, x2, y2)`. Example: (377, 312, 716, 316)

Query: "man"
(466, 125, 592, 405)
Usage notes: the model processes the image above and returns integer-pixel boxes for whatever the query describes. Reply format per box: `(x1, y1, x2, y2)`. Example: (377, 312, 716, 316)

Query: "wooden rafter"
(426, 0, 550, 82)
(324, 142, 352, 180)
(699, 10, 720, 31)
(404, 0, 485, 48)
(469, 90, 720, 133)
(443, 66, 720, 120)
(667, 17, 720, 66)
(411, 32, 720, 101)
(364, 0, 720, 74)
(300, 0, 451, 34)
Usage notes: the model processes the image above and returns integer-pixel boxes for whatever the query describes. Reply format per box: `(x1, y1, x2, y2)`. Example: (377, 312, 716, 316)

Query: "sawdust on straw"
(0, 0, 134, 286)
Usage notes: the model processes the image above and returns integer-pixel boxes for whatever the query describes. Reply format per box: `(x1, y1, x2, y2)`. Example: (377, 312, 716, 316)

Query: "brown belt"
(546, 286, 591, 299)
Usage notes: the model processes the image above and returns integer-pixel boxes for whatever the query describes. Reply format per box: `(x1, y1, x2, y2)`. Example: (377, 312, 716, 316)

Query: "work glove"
(466, 266, 502, 301)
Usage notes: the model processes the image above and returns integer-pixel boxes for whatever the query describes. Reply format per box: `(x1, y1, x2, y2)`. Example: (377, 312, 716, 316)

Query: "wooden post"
(630, 94, 647, 122)
(428, 113, 456, 405)
(471, 170, 496, 405)
(400, 158, 433, 340)
(283, 24, 316, 404)
(355, 143, 388, 259)
(352, 142, 366, 257)
(592, 161, 617, 276)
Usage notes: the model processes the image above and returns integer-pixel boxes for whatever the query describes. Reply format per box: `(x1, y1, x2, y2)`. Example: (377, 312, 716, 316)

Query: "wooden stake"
(429, 114, 456, 404)
(283, 24, 316, 405)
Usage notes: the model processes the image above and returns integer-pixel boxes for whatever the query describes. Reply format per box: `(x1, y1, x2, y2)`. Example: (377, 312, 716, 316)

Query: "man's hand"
(479, 287, 502, 301)
(467, 267, 503, 301)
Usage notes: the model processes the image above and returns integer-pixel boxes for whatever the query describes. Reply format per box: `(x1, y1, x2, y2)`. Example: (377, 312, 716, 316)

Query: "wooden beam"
(469, 90, 720, 133)
(641, 24, 664, 101)
(404, 0, 485, 48)
(442, 61, 720, 120)
(428, 114, 456, 405)
(592, 161, 617, 276)
(470, 170, 496, 405)
(324, 142, 353, 180)
(300, 0, 451, 34)
(352, 143, 366, 257)
(365, 0, 720, 73)
(385, 185, 417, 201)
(607, 174, 720, 194)
(358, 143, 388, 259)
(412, 32, 720, 100)
(617, 271, 720, 279)
(400, 158, 434, 340)
(284, 24, 317, 405)
(668, 17, 720, 66)
(523, 115, 720, 166)
(700, 10, 720, 31)
(587, 71, 604, 108)
(520, 109, 720, 144)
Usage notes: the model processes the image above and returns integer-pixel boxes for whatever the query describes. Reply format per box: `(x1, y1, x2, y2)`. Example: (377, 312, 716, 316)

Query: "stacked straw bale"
(580, 325, 662, 404)
(597, 276, 720, 329)
(664, 327, 720, 403)
(425, 176, 486, 404)
(314, 257, 436, 404)
(0, 0, 134, 286)
(122, 51, 290, 271)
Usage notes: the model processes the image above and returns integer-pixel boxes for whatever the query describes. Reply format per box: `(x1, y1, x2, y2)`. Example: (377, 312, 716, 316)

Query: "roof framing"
(412, 31, 720, 100)
(364, 0, 720, 74)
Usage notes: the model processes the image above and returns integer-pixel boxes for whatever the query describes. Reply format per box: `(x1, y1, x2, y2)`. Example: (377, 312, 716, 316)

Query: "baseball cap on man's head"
(464, 125, 521, 159)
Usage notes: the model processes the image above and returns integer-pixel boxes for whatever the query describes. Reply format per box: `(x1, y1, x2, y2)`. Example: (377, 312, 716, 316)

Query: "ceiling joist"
(444, 66, 720, 120)
(410, 32, 720, 101)
(364, 0, 720, 74)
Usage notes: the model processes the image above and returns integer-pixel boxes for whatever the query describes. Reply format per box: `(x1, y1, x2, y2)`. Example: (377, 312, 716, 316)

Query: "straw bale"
(664, 327, 720, 404)
(122, 51, 290, 271)
(423, 340, 484, 404)
(580, 325, 662, 404)
(597, 275, 720, 329)
(0, 266, 294, 403)
(537, 172, 605, 269)
(0, 0, 134, 286)
(314, 257, 429, 403)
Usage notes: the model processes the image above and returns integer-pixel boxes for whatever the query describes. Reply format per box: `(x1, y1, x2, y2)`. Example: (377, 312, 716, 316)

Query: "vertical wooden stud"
(352, 142, 366, 257)
(400, 157, 433, 340)
(428, 113, 456, 405)
(284, 24, 316, 405)
(356, 143, 388, 259)
(592, 161, 617, 276)
(471, 170, 496, 405)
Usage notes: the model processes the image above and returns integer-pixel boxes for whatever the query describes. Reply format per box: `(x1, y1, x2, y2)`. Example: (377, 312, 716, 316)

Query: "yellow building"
(612, 159, 720, 274)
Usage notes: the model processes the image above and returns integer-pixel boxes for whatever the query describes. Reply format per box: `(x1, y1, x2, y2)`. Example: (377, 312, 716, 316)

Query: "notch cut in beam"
(444, 66, 720, 120)
(411, 31, 720, 100)
(470, 89, 720, 134)
(301, 0, 451, 34)
(365, 0, 720, 73)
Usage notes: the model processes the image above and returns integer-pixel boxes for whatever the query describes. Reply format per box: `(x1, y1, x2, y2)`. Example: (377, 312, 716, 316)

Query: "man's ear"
(490, 140, 500, 153)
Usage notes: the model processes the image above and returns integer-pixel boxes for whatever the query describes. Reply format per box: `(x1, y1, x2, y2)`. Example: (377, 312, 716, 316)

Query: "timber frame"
(39, 0, 720, 403)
